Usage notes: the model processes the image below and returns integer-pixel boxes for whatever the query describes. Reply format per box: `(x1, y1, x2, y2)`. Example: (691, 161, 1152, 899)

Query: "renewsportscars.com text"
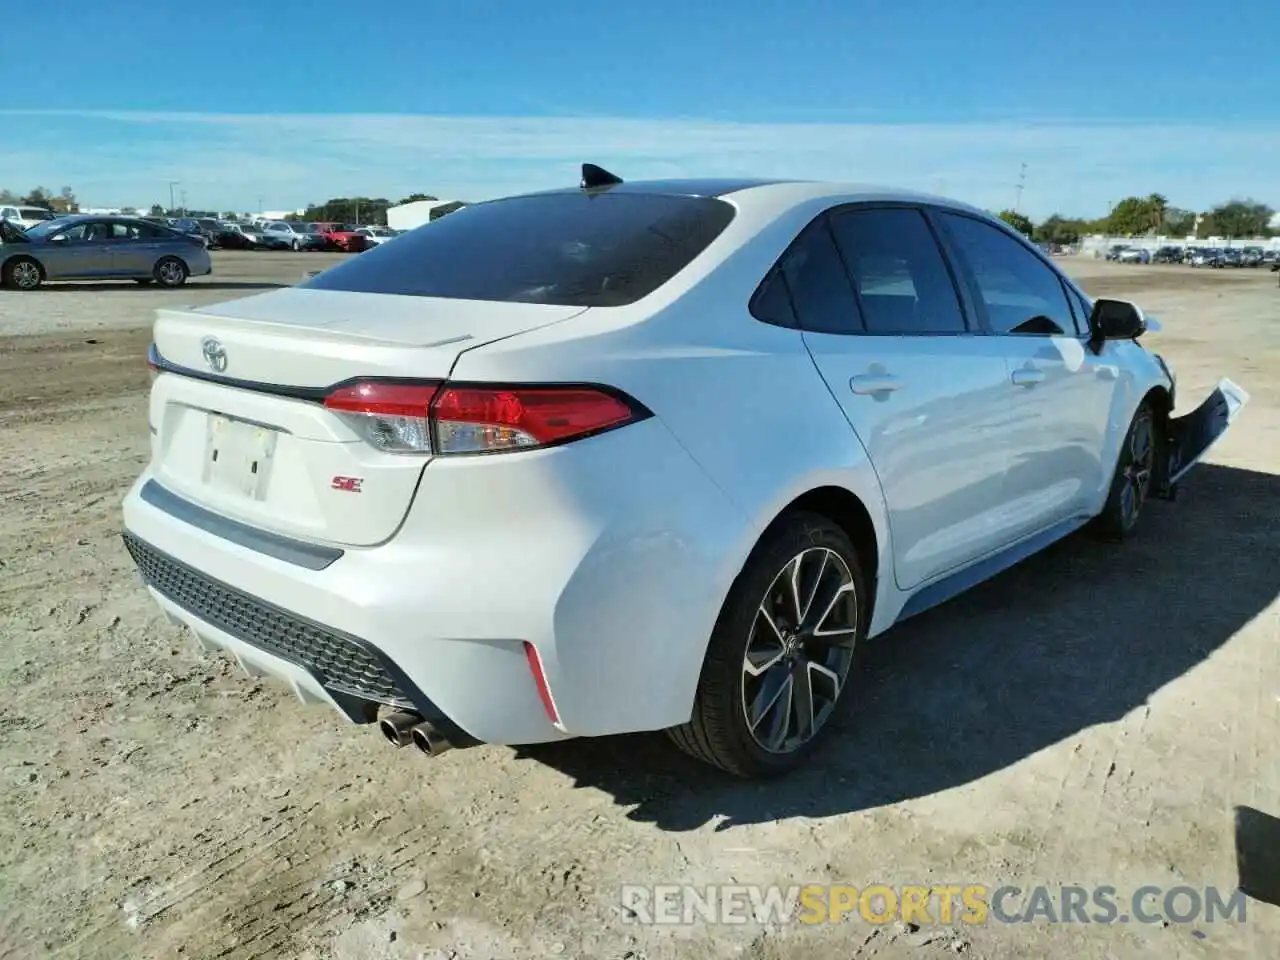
(619, 883, 1247, 926)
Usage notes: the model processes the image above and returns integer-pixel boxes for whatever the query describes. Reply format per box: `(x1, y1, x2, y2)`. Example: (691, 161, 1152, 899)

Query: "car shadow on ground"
(514, 463, 1280, 832)
(29, 281, 285, 292)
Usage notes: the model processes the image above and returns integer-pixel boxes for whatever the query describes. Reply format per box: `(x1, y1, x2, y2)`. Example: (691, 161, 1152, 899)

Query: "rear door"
(107, 220, 163, 274)
(931, 210, 1117, 534)
(776, 206, 1013, 591)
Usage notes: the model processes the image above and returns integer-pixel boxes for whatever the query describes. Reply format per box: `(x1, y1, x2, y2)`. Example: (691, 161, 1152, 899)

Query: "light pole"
(168, 181, 180, 215)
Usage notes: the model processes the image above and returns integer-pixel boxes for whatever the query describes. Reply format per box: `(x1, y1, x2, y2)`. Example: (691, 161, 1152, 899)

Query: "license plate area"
(202, 413, 278, 499)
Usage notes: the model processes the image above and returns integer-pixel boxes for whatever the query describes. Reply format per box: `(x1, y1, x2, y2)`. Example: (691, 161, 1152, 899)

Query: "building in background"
(385, 199, 467, 231)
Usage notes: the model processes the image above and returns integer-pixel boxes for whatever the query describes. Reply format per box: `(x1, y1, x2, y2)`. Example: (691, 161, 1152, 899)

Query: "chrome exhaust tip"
(378, 711, 422, 748)
(410, 722, 453, 757)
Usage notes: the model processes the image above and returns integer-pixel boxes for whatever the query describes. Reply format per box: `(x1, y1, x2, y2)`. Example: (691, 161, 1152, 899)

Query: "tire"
(1091, 401, 1158, 541)
(666, 511, 868, 778)
(153, 257, 188, 288)
(2, 256, 42, 291)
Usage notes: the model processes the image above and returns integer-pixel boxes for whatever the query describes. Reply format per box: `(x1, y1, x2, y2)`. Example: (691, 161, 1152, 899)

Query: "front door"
(931, 210, 1117, 534)
(38, 221, 116, 278)
(773, 206, 1015, 591)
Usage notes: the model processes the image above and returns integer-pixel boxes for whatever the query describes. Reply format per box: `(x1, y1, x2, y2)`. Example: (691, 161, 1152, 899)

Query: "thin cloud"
(0, 109, 1274, 216)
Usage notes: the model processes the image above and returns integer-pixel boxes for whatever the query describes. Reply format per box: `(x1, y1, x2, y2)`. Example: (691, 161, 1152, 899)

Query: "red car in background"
(314, 223, 369, 252)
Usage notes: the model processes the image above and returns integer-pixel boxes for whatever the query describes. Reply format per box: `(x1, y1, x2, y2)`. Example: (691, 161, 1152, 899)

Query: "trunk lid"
(148, 288, 586, 547)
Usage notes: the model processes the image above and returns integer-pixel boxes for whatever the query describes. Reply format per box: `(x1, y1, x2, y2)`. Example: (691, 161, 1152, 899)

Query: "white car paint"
(1, 205, 60, 229)
(121, 178, 1246, 772)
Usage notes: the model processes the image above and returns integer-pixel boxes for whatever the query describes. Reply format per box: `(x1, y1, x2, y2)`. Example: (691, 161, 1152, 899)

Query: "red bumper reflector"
(523, 641, 561, 725)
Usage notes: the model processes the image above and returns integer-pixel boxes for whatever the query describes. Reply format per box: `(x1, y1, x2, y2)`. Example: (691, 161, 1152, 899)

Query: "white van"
(0, 206, 60, 230)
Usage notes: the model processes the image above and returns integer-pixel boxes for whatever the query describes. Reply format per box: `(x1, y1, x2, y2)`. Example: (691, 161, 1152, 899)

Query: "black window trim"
(749, 200, 980, 338)
(924, 206, 1091, 341)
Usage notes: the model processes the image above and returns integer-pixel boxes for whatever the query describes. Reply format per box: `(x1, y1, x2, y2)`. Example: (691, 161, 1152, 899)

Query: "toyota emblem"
(200, 336, 227, 373)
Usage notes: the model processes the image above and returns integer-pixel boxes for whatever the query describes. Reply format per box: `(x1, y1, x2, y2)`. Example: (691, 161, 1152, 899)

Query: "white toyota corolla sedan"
(121, 166, 1247, 778)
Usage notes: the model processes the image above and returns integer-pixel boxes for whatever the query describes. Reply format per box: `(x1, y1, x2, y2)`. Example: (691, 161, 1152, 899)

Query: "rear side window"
(771, 222, 860, 334)
(936, 212, 1077, 336)
(301, 192, 736, 307)
(828, 208, 968, 334)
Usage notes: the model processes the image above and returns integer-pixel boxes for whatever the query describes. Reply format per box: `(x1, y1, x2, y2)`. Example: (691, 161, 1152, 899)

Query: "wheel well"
(779, 485, 879, 597)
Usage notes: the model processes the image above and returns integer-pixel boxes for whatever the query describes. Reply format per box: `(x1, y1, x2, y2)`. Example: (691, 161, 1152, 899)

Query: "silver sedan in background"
(0, 215, 213, 290)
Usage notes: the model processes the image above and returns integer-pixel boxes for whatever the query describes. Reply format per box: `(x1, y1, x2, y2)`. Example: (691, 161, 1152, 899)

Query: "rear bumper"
(120, 417, 749, 745)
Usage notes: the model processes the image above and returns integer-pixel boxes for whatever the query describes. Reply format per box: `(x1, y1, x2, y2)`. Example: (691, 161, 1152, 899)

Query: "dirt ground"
(0, 253, 1276, 960)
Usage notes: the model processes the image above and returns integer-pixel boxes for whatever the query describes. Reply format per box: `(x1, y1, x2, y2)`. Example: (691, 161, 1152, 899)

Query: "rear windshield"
(300, 191, 737, 306)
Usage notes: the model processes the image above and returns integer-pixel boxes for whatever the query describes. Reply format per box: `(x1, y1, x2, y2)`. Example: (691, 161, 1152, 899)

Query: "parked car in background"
(262, 220, 328, 251)
(354, 225, 400, 246)
(120, 170, 1247, 777)
(167, 218, 209, 247)
(195, 218, 224, 248)
(1187, 248, 1223, 268)
(213, 223, 263, 250)
(1219, 249, 1244, 268)
(1152, 246, 1182, 264)
(1, 214, 211, 289)
(1240, 247, 1264, 267)
(0, 205, 61, 230)
(1104, 244, 1129, 261)
(1116, 247, 1150, 264)
(316, 223, 370, 252)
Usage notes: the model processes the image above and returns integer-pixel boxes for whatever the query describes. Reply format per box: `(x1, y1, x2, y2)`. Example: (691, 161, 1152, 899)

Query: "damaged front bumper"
(1155, 377, 1250, 498)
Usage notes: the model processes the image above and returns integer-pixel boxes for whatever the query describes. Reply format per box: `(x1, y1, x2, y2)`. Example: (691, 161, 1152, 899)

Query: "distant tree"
(1033, 214, 1086, 245)
(998, 209, 1034, 236)
(397, 192, 439, 205)
(120, 206, 138, 215)
(21, 187, 53, 209)
(1164, 207, 1196, 236)
(1146, 193, 1167, 233)
(149, 203, 165, 216)
(1201, 199, 1274, 238)
(0, 189, 16, 204)
(50, 186, 79, 213)
(1105, 197, 1153, 235)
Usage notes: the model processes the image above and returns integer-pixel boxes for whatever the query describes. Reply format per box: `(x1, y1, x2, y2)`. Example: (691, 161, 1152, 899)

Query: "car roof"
(501, 177, 991, 220)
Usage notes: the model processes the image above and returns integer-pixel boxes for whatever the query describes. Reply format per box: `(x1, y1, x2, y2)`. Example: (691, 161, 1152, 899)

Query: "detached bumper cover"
(1163, 377, 1249, 488)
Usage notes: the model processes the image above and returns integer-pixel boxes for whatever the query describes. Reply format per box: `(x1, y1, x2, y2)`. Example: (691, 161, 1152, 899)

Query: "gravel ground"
(0, 253, 1276, 960)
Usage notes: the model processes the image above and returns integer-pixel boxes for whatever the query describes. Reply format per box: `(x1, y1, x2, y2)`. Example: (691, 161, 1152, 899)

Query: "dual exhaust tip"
(378, 711, 453, 757)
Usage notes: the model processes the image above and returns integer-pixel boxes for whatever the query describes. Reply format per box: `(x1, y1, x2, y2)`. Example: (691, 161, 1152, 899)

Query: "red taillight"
(323, 381, 440, 417)
(322, 379, 646, 455)
(523, 641, 561, 726)
(433, 385, 638, 453)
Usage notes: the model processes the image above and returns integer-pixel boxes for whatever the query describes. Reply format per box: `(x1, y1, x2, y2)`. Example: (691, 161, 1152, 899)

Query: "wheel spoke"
(791, 661, 816, 743)
(784, 555, 805, 626)
(796, 550, 828, 625)
(749, 667, 793, 751)
(812, 581, 858, 638)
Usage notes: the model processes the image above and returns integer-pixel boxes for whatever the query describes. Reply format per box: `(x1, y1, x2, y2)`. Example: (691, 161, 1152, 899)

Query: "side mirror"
(1088, 298, 1146, 353)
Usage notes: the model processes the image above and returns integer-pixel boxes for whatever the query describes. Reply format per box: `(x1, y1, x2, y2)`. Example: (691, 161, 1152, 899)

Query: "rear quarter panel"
(447, 203, 900, 728)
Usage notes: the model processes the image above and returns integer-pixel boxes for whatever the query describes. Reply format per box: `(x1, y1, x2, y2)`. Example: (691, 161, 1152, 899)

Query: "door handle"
(1010, 368, 1045, 387)
(850, 373, 903, 395)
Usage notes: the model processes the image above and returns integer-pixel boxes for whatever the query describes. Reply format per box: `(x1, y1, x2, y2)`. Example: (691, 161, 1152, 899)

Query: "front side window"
(303, 192, 737, 307)
(938, 212, 1077, 336)
(828, 208, 968, 334)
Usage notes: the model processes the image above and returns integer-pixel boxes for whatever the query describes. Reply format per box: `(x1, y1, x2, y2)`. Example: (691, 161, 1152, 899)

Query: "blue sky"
(4, 1, 1277, 217)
